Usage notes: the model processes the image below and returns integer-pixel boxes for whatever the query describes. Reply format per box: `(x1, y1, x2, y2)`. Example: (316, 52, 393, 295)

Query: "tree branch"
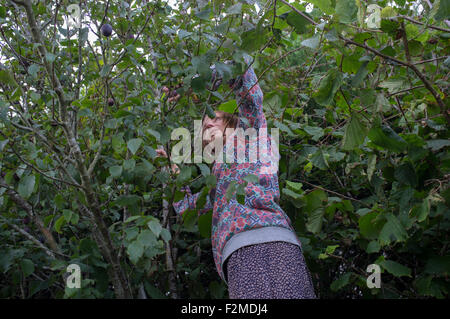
(340, 36, 450, 125)
(0, 176, 62, 255)
(279, 0, 317, 25)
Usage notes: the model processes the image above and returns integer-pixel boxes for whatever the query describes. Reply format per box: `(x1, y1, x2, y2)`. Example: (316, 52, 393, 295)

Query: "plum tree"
(0, 0, 448, 300)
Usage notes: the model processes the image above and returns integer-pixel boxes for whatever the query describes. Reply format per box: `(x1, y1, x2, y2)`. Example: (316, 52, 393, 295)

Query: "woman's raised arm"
(232, 54, 267, 130)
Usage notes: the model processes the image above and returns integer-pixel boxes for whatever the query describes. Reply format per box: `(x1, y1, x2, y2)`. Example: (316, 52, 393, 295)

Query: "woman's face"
(202, 111, 231, 145)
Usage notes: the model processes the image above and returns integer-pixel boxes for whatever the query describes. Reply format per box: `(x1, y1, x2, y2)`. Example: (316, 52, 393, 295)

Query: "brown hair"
(201, 110, 239, 148)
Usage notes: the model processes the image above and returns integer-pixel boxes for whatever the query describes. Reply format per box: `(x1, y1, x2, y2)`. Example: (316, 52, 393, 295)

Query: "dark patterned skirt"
(224, 241, 316, 299)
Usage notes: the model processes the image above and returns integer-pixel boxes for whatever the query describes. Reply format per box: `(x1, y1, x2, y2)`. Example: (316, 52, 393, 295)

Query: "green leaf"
(54, 194, 65, 209)
(62, 209, 73, 223)
(218, 99, 237, 114)
(283, 188, 302, 200)
(367, 154, 377, 181)
(0, 139, 8, 152)
(325, 245, 339, 254)
(341, 113, 368, 150)
(286, 11, 310, 34)
(301, 35, 320, 49)
(351, 61, 369, 87)
(236, 183, 246, 205)
(330, 272, 352, 291)
(123, 159, 136, 171)
(379, 213, 408, 245)
(306, 208, 324, 234)
(20, 259, 35, 277)
(70, 213, 79, 225)
(379, 78, 407, 94)
(209, 281, 226, 299)
(434, 0, 450, 21)
(160, 228, 172, 243)
(54, 215, 66, 234)
(394, 162, 417, 187)
(368, 125, 407, 153)
(45, 53, 56, 63)
(243, 174, 259, 184)
(411, 198, 430, 223)
(379, 260, 411, 277)
(205, 103, 216, 118)
(226, 3, 242, 15)
(100, 64, 112, 77)
(310, 148, 329, 170)
(380, 19, 399, 34)
(112, 135, 125, 154)
(195, 6, 211, 20)
(196, 163, 210, 177)
(304, 189, 327, 212)
(109, 165, 123, 178)
(176, 166, 192, 184)
(425, 139, 450, 151)
(313, 69, 343, 106)
(18, 175, 35, 199)
(225, 181, 238, 202)
(127, 138, 143, 155)
(115, 195, 141, 208)
(147, 219, 162, 237)
(28, 64, 40, 79)
(304, 126, 324, 141)
(335, 0, 358, 23)
(309, 0, 334, 15)
(127, 241, 144, 264)
(366, 241, 380, 253)
(424, 256, 450, 276)
(0, 70, 18, 87)
(240, 25, 269, 52)
(358, 211, 385, 240)
(198, 211, 212, 238)
(137, 229, 157, 248)
(144, 282, 167, 299)
(286, 181, 303, 192)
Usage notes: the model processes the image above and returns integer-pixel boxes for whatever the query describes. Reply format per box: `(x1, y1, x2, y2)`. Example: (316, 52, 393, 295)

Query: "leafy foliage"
(0, 0, 449, 299)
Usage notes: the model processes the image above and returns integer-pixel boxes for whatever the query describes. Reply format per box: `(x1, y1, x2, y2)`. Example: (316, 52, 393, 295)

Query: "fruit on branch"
(192, 93, 201, 104)
(101, 24, 113, 37)
(108, 98, 115, 106)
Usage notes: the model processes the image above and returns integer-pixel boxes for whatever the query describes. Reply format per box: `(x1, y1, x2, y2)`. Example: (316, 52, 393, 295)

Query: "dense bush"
(0, 0, 448, 298)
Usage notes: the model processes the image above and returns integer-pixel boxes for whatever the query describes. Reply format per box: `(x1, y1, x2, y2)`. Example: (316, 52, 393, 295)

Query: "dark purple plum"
(101, 24, 113, 37)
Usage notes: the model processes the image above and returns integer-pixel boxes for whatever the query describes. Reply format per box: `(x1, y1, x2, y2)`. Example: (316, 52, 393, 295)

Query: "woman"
(157, 54, 316, 299)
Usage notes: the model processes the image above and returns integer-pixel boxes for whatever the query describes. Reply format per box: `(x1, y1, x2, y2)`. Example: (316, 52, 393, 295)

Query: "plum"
(101, 23, 113, 37)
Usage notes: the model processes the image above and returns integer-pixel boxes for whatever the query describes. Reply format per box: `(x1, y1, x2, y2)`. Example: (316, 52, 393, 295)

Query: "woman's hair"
(201, 110, 239, 148)
(214, 110, 239, 130)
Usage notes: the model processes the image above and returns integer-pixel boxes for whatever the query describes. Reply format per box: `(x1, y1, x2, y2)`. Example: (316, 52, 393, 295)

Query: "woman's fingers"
(162, 86, 181, 103)
(171, 164, 180, 175)
(156, 149, 168, 157)
(168, 94, 181, 103)
(156, 149, 180, 174)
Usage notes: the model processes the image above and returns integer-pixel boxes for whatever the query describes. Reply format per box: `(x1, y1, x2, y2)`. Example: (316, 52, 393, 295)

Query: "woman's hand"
(162, 86, 181, 103)
(156, 148, 168, 158)
(156, 148, 180, 174)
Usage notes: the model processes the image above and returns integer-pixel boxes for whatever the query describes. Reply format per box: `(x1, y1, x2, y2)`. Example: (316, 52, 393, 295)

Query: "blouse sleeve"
(232, 54, 267, 130)
(172, 186, 213, 216)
